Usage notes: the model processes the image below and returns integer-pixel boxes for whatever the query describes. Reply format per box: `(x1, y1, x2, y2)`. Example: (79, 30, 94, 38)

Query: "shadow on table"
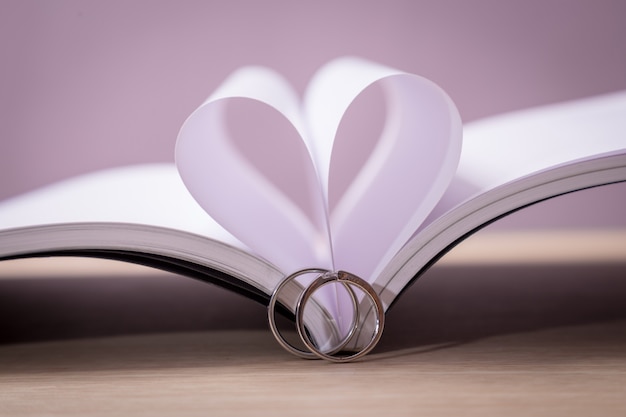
(379, 262, 626, 352)
(1, 259, 625, 354)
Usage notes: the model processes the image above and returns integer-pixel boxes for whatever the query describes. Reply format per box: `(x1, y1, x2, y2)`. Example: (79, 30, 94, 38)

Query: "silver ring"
(267, 268, 359, 360)
(296, 271, 385, 363)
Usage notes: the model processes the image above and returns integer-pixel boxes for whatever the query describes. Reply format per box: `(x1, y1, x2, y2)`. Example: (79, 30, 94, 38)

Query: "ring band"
(268, 268, 385, 362)
(267, 268, 359, 360)
(296, 270, 385, 363)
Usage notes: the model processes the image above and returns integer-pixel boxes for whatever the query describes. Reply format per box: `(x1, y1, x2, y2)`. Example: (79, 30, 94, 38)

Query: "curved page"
(176, 57, 462, 284)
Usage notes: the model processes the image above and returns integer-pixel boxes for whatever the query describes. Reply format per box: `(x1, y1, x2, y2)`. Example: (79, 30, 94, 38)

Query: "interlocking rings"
(267, 268, 385, 363)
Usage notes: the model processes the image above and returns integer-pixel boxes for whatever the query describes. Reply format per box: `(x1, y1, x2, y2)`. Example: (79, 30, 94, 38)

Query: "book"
(1, 57, 625, 361)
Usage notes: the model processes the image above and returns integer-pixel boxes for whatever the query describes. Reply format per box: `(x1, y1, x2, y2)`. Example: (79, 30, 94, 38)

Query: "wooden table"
(1, 231, 626, 416)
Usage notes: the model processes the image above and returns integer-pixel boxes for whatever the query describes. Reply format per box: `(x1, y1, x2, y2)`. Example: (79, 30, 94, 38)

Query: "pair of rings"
(267, 268, 385, 363)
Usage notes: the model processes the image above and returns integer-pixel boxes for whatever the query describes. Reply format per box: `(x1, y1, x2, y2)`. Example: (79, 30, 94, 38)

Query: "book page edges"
(380, 151, 626, 309)
(0, 222, 344, 347)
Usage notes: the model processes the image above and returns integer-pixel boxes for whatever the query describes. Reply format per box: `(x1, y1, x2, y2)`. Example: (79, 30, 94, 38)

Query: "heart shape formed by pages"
(175, 57, 462, 283)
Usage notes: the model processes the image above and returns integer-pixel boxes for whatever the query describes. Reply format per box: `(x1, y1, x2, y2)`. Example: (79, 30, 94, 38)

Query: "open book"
(1, 57, 625, 361)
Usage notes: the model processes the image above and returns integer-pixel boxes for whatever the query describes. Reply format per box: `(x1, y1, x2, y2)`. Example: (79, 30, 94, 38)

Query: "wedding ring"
(296, 271, 385, 363)
(267, 268, 359, 360)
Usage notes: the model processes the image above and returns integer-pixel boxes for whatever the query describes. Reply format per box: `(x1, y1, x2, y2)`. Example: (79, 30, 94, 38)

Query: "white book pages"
(176, 57, 462, 283)
(382, 91, 626, 304)
(0, 164, 240, 248)
(420, 90, 626, 227)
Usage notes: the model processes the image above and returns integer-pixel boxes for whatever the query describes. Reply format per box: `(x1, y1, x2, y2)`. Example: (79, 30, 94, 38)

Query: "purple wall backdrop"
(2, 0, 626, 229)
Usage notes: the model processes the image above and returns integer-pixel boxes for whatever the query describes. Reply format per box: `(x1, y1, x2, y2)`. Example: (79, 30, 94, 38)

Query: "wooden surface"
(2, 321, 626, 416)
(1, 231, 626, 416)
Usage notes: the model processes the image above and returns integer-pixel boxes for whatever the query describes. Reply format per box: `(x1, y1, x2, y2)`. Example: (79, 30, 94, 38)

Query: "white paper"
(0, 164, 241, 247)
(458, 90, 626, 191)
(175, 57, 462, 283)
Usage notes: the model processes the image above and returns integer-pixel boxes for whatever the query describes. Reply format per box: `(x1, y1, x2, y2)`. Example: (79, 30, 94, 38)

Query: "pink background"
(1, 0, 626, 227)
